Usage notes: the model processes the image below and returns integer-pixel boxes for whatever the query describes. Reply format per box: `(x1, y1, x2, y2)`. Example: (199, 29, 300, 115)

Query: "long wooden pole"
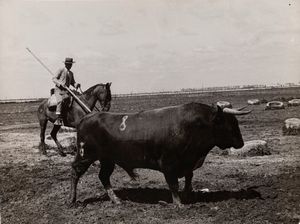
(26, 47, 91, 113)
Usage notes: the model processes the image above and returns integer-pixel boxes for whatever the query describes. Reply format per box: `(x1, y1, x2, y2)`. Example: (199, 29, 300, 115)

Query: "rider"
(52, 57, 80, 125)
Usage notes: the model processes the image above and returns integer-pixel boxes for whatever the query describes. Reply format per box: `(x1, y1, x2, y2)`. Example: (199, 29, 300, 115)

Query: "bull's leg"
(50, 125, 66, 157)
(163, 172, 183, 207)
(183, 172, 194, 201)
(98, 160, 120, 204)
(69, 156, 94, 206)
(184, 172, 193, 193)
(38, 119, 48, 155)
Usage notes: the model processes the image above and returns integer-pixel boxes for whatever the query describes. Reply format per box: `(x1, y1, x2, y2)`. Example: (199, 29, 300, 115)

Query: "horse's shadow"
(82, 186, 262, 205)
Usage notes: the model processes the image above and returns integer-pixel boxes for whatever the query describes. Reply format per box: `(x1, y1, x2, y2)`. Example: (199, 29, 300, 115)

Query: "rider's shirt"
(52, 67, 76, 88)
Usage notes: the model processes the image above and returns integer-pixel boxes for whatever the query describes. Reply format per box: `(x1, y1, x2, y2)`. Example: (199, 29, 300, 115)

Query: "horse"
(37, 83, 112, 157)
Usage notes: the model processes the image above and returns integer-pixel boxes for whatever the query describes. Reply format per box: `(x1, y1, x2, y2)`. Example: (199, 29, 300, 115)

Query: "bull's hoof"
(173, 202, 184, 209)
(177, 203, 185, 208)
(109, 195, 121, 205)
(158, 200, 168, 206)
(112, 199, 122, 205)
(159, 201, 184, 208)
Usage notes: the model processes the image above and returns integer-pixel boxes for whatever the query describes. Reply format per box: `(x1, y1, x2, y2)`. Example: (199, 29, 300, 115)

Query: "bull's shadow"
(82, 186, 262, 205)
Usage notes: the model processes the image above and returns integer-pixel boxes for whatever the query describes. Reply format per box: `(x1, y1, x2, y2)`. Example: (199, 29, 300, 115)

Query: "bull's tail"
(77, 142, 85, 157)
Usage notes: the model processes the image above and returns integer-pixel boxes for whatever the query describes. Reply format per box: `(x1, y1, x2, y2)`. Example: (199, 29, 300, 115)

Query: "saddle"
(47, 88, 75, 112)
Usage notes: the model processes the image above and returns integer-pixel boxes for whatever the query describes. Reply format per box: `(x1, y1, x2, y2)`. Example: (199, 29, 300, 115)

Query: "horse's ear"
(109, 82, 112, 87)
(104, 82, 110, 89)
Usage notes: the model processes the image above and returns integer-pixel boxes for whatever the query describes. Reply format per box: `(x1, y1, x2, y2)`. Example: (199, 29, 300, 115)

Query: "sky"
(0, 0, 299, 99)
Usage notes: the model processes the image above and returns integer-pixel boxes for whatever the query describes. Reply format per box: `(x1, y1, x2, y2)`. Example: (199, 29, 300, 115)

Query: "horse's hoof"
(70, 151, 76, 156)
(38, 146, 48, 156)
(40, 150, 48, 156)
(58, 151, 67, 157)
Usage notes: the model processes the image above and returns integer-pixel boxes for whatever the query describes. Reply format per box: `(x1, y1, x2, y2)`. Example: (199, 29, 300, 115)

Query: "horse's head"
(81, 83, 112, 112)
(95, 82, 112, 111)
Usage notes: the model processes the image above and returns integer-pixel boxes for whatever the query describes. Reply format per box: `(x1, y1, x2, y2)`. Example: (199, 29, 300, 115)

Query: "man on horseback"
(52, 57, 81, 125)
(32, 50, 112, 156)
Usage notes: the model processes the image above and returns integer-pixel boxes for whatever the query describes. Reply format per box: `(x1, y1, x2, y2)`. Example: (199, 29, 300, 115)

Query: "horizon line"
(1, 84, 299, 102)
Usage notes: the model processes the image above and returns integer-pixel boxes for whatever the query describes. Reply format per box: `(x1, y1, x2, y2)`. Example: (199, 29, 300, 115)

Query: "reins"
(78, 87, 102, 112)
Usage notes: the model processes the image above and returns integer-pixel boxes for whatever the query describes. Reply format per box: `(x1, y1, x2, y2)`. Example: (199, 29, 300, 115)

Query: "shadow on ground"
(80, 186, 263, 205)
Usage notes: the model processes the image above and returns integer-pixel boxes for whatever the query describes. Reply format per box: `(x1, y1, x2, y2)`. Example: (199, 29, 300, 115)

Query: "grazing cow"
(247, 99, 260, 105)
(288, 99, 300, 107)
(69, 102, 251, 206)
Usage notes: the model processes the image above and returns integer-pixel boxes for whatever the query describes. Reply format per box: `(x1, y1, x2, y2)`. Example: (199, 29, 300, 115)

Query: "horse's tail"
(37, 99, 48, 121)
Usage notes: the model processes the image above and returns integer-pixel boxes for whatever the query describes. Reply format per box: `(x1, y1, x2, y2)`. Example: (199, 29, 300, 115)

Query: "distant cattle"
(265, 101, 284, 110)
(287, 99, 300, 107)
(247, 99, 260, 105)
(282, 118, 300, 135)
(227, 140, 270, 157)
(69, 102, 251, 206)
(216, 101, 232, 109)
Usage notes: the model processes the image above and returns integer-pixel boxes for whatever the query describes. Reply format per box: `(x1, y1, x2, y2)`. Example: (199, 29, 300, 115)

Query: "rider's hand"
(75, 83, 81, 89)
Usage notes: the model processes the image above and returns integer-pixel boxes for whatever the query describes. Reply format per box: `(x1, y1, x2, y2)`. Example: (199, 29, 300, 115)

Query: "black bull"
(70, 102, 251, 206)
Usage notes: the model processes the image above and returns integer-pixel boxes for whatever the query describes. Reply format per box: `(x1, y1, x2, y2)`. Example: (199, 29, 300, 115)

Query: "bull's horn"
(223, 107, 252, 115)
(237, 105, 248, 111)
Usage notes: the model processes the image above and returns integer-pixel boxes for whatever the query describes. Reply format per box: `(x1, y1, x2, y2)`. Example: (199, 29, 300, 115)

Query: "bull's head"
(211, 105, 251, 150)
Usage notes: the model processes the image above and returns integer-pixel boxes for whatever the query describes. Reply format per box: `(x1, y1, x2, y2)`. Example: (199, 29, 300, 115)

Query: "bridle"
(97, 85, 111, 112)
(79, 85, 110, 112)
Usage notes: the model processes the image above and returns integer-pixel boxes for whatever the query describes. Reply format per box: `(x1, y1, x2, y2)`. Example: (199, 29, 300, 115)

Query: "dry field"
(0, 87, 299, 224)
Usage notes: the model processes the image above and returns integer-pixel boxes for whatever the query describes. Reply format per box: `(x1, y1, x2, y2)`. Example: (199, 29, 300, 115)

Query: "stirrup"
(54, 117, 64, 126)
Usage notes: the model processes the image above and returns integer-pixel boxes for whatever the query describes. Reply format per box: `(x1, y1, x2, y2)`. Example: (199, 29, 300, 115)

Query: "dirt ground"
(0, 88, 299, 224)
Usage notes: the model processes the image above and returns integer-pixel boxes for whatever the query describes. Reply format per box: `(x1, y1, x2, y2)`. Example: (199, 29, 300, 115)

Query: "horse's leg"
(38, 118, 48, 155)
(50, 125, 66, 157)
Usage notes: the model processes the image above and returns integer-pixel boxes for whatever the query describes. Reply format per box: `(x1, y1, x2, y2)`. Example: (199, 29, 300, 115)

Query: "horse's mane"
(83, 83, 111, 100)
(84, 84, 103, 95)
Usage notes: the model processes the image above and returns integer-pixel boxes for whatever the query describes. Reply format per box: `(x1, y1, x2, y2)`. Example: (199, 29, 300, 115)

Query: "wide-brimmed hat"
(63, 58, 75, 64)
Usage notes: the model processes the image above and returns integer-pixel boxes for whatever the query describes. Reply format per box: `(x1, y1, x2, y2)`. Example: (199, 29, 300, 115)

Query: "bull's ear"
(211, 105, 223, 123)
